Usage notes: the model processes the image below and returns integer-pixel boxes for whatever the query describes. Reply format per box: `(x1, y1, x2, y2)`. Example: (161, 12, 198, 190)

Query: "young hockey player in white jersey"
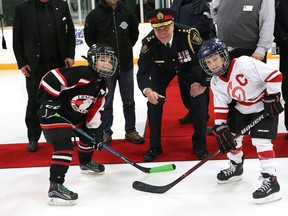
(198, 38, 283, 204)
(37, 44, 118, 206)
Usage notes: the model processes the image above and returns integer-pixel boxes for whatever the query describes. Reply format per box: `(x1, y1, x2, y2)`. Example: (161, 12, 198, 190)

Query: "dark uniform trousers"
(147, 76, 209, 151)
(148, 64, 209, 152)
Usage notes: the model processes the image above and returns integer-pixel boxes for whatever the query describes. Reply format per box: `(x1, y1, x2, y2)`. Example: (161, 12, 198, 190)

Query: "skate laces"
(222, 161, 237, 176)
(257, 176, 271, 192)
(88, 161, 100, 168)
(58, 184, 73, 194)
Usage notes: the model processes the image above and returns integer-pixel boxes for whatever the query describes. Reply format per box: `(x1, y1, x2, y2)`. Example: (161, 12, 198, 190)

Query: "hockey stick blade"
(102, 144, 176, 173)
(132, 150, 219, 193)
(54, 113, 176, 174)
(132, 112, 270, 193)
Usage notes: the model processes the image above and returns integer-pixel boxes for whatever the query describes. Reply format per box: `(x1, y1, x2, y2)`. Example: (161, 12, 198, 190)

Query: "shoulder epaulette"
(144, 35, 157, 43)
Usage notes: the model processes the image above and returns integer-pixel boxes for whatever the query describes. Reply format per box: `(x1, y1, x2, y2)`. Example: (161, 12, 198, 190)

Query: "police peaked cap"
(146, 8, 175, 28)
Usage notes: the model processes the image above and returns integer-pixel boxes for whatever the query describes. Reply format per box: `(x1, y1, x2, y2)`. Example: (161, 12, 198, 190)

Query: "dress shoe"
(178, 112, 192, 124)
(28, 141, 38, 152)
(193, 149, 209, 160)
(144, 147, 163, 162)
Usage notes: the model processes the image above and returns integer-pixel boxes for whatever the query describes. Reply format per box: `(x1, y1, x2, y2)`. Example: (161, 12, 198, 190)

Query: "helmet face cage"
(198, 38, 230, 76)
(87, 44, 118, 79)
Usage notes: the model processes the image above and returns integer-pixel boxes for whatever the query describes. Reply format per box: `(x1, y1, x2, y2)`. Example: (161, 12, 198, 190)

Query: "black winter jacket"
(84, 0, 139, 71)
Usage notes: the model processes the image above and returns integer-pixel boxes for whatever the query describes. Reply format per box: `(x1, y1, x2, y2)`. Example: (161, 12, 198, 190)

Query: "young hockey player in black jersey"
(37, 43, 118, 206)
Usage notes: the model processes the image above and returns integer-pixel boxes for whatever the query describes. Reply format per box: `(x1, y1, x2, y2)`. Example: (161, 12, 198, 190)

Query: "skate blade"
(80, 170, 105, 175)
(217, 176, 242, 184)
(254, 191, 282, 204)
(48, 197, 77, 206)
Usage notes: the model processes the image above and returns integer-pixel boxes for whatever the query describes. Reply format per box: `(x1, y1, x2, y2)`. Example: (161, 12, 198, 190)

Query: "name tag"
(243, 5, 253, 11)
(155, 60, 164, 64)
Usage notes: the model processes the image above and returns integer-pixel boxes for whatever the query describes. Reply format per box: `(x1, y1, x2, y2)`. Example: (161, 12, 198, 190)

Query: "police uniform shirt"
(137, 23, 204, 92)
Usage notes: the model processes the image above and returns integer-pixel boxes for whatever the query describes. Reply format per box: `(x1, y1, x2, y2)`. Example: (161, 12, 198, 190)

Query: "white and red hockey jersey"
(211, 56, 282, 125)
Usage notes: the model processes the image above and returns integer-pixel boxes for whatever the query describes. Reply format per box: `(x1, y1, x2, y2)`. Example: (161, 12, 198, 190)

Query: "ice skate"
(217, 160, 243, 184)
(253, 173, 281, 204)
(80, 161, 105, 175)
(48, 182, 78, 206)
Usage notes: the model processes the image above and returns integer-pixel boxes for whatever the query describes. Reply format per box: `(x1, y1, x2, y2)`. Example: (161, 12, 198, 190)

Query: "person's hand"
(212, 123, 237, 153)
(251, 52, 264, 61)
(262, 93, 284, 118)
(95, 142, 104, 151)
(81, 127, 104, 151)
(39, 100, 61, 119)
(65, 58, 75, 68)
(20, 65, 31, 77)
(144, 88, 165, 105)
(190, 82, 207, 97)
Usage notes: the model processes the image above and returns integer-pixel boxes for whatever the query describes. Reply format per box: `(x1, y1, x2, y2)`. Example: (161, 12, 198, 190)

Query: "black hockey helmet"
(87, 44, 118, 78)
(198, 38, 230, 76)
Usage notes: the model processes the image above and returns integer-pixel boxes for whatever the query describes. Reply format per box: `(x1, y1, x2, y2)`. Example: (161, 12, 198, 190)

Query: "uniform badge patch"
(141, 44, 149, 53)
(191, 30, 202, 45)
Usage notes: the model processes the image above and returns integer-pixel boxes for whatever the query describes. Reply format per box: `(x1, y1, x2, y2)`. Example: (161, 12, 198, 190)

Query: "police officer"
(137, 8, 210, 161)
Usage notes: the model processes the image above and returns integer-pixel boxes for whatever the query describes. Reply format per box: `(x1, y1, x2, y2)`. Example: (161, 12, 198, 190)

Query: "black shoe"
(178, 112, 192, 124)
(144, 147, 163, 162)
(28, 140, 38, 152)
(193, 149, 209, 160)
(285, 133, 288, 140)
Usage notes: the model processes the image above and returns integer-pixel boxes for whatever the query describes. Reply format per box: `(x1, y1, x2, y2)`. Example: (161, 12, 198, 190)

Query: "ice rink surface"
(0, 59, 287, 216)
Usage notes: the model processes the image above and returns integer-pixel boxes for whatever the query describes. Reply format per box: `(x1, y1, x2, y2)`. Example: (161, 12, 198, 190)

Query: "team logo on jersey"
(119, 21, 128, 30)
(71, 95, 95, 114)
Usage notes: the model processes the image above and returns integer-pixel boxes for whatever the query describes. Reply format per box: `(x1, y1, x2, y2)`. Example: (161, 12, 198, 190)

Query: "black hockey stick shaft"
(54, 114, 176, 173)
(133, 112, 269, 193)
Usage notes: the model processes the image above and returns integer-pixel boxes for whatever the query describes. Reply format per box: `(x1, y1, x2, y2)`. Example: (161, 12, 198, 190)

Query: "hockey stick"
(132, 112, 270, 193)
(54, 113, 176, 173)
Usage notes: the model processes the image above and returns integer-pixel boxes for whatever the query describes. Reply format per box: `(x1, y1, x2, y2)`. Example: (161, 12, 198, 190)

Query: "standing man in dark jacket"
(137, 8, 210, 161)
(170, 0, 215, 125)
(274, 0, 288, 139)
(13, 0, 76, 152)
(84, 0, 144, 145)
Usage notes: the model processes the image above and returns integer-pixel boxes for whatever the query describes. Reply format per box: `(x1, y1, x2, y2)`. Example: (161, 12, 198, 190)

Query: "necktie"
(44, 4, 51, 24)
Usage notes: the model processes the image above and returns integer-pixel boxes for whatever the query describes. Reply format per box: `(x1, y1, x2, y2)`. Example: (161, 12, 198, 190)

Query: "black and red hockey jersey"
(37, 66, 107, 130)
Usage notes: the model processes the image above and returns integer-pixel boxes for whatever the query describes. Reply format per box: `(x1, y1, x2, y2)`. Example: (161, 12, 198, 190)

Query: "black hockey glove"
(212, 123, 237, 154)
(80, 126, 103, 151)
(39, 100, 60, 119)
(262, 93, 284, 118)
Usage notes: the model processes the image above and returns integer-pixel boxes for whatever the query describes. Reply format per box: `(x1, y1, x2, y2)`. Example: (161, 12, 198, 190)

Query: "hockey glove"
(79, 126, 103, 151)
(39, 100, 60, 119)
(262, 93, 284, 118)
(212, 123, 237, 154)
